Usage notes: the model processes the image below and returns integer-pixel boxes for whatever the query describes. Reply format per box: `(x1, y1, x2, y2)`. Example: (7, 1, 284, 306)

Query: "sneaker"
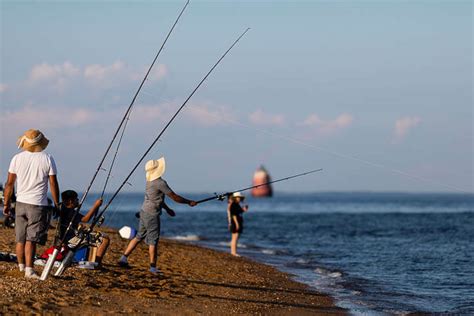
(118, 260, 129, 268)
(149, 267, 163, 275)
(25, 272, 40, 279)
(118, 255, 129, 267)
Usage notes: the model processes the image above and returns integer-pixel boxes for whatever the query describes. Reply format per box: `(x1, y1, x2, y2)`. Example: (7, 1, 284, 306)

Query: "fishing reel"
(88, 231, 104, 246)
(95, 215, 105, 227)
(215, 193, 227, 201)
(67, 225, 91, 249)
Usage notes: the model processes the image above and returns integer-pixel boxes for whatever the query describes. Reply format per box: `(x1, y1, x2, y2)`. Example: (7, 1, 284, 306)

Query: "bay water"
(91, 192, 474, 315)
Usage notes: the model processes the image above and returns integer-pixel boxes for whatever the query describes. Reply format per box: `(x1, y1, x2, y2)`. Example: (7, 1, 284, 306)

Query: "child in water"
(227, 192, 248, 257)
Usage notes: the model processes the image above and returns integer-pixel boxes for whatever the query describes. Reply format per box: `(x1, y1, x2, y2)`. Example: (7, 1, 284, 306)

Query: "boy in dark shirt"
(58, 190, 109, 265)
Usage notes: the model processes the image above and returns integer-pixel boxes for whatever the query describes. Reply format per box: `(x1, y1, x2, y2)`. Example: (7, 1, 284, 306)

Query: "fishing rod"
(91, 27, 250, 231)
(42, 27, 250, 280)
(196, 168, 323, 204)
(99, 109, 130, 200)
(40, 1, 190, 281)
(80, 0, 190, 209)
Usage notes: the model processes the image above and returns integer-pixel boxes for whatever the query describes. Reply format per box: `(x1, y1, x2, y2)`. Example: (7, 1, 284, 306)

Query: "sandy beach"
(0, 222, 345, 315)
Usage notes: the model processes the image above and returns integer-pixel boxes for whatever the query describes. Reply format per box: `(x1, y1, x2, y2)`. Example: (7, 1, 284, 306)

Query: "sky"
(0, 0, 472, 195)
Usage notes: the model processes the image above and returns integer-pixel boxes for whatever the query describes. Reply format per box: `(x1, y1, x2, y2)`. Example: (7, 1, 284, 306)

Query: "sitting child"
(58, 190, 109, 266)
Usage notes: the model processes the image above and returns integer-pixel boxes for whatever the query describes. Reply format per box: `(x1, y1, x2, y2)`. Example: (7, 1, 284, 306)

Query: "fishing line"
(78, 0, 190, 209)
(139, 87, 469, 193)
(99, 114, 130, 199)
(172, 104, 468, 193)
(102, 194, 126, 227)
(90, 28, 250, 230)
(40, 0, 191, 280)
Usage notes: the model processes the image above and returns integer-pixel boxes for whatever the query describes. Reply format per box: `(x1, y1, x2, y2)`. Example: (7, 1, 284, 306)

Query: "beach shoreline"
(0, 223, 345, 315)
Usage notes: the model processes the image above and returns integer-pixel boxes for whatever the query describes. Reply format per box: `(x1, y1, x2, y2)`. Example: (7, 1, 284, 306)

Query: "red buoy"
(251, 166, 273, 197)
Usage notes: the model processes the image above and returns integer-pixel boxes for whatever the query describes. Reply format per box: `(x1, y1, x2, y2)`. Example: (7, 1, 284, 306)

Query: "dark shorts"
(230, 221, 243, 234)
(15, 201, 49, 244)
(135, 210, 161, 245)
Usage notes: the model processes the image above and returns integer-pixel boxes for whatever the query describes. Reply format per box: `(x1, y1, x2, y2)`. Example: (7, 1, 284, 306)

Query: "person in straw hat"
(118, 157, 197, 274)
(227, 191, 249, 257)
(3, 129, 60, 279)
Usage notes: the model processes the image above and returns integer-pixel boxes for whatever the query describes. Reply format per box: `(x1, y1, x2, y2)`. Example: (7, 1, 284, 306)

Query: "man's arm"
(167, 191, 197, 206)
(82, 199, 103, 223)
(49, 175, 60, 208)
(3, 173, 16, 216)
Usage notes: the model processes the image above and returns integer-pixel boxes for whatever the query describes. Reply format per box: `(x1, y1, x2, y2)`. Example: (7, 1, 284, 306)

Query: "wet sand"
(0, 222, 345, 315)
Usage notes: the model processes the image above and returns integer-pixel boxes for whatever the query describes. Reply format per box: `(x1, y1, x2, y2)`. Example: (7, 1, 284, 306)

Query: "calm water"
(93, 192, 473, 315)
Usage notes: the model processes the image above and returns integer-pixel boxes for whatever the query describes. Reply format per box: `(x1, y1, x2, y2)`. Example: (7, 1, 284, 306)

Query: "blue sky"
(1, 0, 472, 194)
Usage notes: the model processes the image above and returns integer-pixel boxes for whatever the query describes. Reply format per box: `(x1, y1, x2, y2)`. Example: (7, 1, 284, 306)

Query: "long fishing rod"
(94, 109, 131, 220)
(99, 109, 131, 200)
(79, 0, 190, 209)
(196, 168, 323, 204)
(90, 28, 250, 231)
(40, 1, 190, 281)
(45, 29, 249, 280)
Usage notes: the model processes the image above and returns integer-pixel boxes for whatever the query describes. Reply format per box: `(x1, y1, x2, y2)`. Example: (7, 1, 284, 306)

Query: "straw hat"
(17, 129, 49, 152)
(145, 157, 166, 182)
(232, 192, 245, 200)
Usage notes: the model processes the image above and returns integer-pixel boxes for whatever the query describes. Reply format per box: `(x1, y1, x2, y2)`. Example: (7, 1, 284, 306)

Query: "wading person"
(228, 192, 248, 257)
(3, 129, 60, 279)
(57, 190, 109, 266)
(118, 157, 197, 274)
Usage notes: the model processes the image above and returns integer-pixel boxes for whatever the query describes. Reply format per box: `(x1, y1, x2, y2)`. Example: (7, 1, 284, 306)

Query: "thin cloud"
(185, 103, 235, 127)
(131, 101, 234, 127)
(22, 61, 168, 95)
(28, 62, 80, 82)
(132, 64, 168, 82)
(0, 104, 100, 129)
(131, 103, 173, 123)
(84, 61, 125, 82)
(300, 113, 353, 137)
(249, 109, 286, 127)
(393, 116, 421, 143)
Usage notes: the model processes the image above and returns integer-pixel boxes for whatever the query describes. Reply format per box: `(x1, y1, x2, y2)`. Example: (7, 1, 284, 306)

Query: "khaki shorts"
(15, 201, 49, 244)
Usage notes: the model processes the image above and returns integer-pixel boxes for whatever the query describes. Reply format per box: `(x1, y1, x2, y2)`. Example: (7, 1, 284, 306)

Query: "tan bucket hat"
(145, 157, 166, 182)
(17, 129, 49, 152)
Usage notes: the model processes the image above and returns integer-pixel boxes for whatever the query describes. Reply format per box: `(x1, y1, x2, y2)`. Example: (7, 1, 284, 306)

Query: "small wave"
(315, 267, 342, 278)
(296, 258, 310, 264)
(261, 249, 277, 255)
(217, 241, 247, 248)
(169, 234, 201, 241)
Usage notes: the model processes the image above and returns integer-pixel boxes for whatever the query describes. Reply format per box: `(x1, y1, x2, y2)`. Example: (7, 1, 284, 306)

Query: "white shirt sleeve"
(8, 155, 17, 174)
(49, 155, 57, 176)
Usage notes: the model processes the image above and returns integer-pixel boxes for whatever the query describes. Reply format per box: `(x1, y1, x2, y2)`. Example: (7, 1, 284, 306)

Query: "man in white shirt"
(3, 129, 60, 279)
